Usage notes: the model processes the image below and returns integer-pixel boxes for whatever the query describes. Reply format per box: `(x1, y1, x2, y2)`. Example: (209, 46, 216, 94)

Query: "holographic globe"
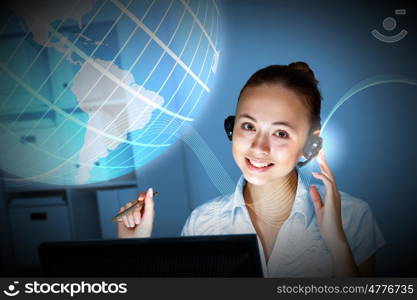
(0, 0, 221, 185)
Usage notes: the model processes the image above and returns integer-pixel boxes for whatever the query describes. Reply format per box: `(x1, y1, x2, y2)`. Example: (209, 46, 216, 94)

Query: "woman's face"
(232, 84, 312, 186)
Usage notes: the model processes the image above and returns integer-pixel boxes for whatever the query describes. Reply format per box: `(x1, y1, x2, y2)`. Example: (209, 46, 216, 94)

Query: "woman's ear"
(312, 129, 321, 137)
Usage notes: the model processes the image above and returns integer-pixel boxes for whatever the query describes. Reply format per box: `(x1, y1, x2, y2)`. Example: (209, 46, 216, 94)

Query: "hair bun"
(288, 61, 317, 83)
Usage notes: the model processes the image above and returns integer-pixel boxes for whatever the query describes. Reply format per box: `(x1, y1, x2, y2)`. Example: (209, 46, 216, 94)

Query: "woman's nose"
(251, 132, 270, 155)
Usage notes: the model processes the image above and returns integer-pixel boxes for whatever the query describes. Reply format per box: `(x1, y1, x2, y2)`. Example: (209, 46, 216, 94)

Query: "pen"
(111, 191, 158, 222)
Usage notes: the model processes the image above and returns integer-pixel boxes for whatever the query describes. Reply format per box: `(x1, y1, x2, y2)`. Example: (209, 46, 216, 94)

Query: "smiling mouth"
(245, 157, 274, 170)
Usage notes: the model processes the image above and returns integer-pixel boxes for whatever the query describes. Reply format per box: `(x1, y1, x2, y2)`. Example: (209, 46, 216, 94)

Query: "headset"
(224, 115, 322, 167)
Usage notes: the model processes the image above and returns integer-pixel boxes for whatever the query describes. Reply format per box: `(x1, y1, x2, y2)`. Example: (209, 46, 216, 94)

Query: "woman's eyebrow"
(237, 113, 296, 130)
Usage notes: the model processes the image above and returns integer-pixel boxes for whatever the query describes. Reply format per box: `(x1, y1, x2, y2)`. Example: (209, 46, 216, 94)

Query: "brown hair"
(238, 62, 322, 131)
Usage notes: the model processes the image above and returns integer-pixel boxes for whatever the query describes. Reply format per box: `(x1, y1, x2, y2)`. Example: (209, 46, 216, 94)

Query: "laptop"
(38, 234, 263, 277)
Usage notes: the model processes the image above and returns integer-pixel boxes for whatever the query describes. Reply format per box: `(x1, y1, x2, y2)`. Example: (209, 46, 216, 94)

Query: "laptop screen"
(38, 234, 263, 277)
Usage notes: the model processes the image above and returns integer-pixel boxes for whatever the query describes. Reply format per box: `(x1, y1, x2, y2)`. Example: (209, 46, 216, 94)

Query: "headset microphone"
(224, 115, 322, 167)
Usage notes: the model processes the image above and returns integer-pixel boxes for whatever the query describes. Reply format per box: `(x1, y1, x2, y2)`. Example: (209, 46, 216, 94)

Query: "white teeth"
(249, 159, 271, 168)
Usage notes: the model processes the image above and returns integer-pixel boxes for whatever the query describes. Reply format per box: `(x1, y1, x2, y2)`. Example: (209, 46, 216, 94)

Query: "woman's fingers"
(312, 171, 332, 186)
(317, 150, 334, 180)
(137, 192, 146, 201)
(122, 215, 129, 228)
(142, 187, 155, 224)
(128, 214, 135, 228)
(312, 171, 337, 201)
(134, 192, 147, 225)
(133, 208, 141, 225)
(118, 189, 153, 229)
(122, 202, 132, 227)
(310, 185, 323, 212)
(121, 201, 136, 228)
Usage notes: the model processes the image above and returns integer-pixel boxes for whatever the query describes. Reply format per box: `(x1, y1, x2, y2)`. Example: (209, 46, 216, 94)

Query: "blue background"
(180, 0, 416, 276)
(0, 0, 416, 277)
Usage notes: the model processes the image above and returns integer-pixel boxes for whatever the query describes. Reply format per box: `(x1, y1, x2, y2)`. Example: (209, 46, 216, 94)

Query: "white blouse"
(181, 173, 386, 277)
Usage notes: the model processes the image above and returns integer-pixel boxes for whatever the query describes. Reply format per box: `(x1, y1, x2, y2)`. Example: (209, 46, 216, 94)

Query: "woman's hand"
(117, 187, 155, 238)
(310, 150, 359, 276)
(310, 150, 345, 248)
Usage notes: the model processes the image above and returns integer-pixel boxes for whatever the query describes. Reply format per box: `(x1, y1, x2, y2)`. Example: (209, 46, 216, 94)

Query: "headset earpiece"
(297, 135, 323, 167)
(224, 115, 235, 141)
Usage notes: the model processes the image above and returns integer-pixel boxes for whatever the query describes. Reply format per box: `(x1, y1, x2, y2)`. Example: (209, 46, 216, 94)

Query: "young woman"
(117, 62, 385, 277)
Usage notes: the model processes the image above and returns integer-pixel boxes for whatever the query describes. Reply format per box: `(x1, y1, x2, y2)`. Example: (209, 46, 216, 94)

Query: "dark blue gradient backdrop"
(190, 0, 416, 276)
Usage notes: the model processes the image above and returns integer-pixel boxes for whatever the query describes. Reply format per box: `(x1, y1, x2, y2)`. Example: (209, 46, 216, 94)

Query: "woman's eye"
(241, 123, 288, 138)
(241, 122, 255, 131)
(275, 130, 289, 138)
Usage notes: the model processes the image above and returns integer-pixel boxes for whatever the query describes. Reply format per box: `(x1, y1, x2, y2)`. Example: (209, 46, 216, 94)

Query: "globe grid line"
(3, 31, 30, 67)
(9, 0, 218, 183)
(40, 0, 172, 160)
(32, 0, 213, 181)
(111, 0, 210, 93)
(6, 4, 194, 123)
(1, 0, 107, 134)
(125, 0, 213, 155)
(2, 0, 83, 70)
(179, 0, 218, 54)
(97, 0, 206, 156)
(33, 0, 156, 150)
(38, 0, 191, 178)
(122, 0, 218, 170)
(1, 0, 108, 163)
(66, 0, 194, 166)
(1, 0, 208, 134)
(0, 0, 200, 178)
(0, 62, 170, 148)
(1, 1, 189, 178)
(0, 0, 89, 119)
(23, 8, 216, 185)
(0, 1, 125, 173)
(0, 0, 221, 184)
(34, 5, 139, 148)
(0, 0, 184, 178)
(47, 26, 194, 121)
(0, 29, 54, 117)
(59, 0, 217, 176)
(36, 0, 190, 172)
(212, 0, 220, 18)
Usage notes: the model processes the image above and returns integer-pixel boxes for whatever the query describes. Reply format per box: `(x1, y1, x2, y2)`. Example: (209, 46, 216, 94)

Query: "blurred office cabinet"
(8, 194, 71, 270)
(0, 142, 191, 273)
(1, 175, 137, 274)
